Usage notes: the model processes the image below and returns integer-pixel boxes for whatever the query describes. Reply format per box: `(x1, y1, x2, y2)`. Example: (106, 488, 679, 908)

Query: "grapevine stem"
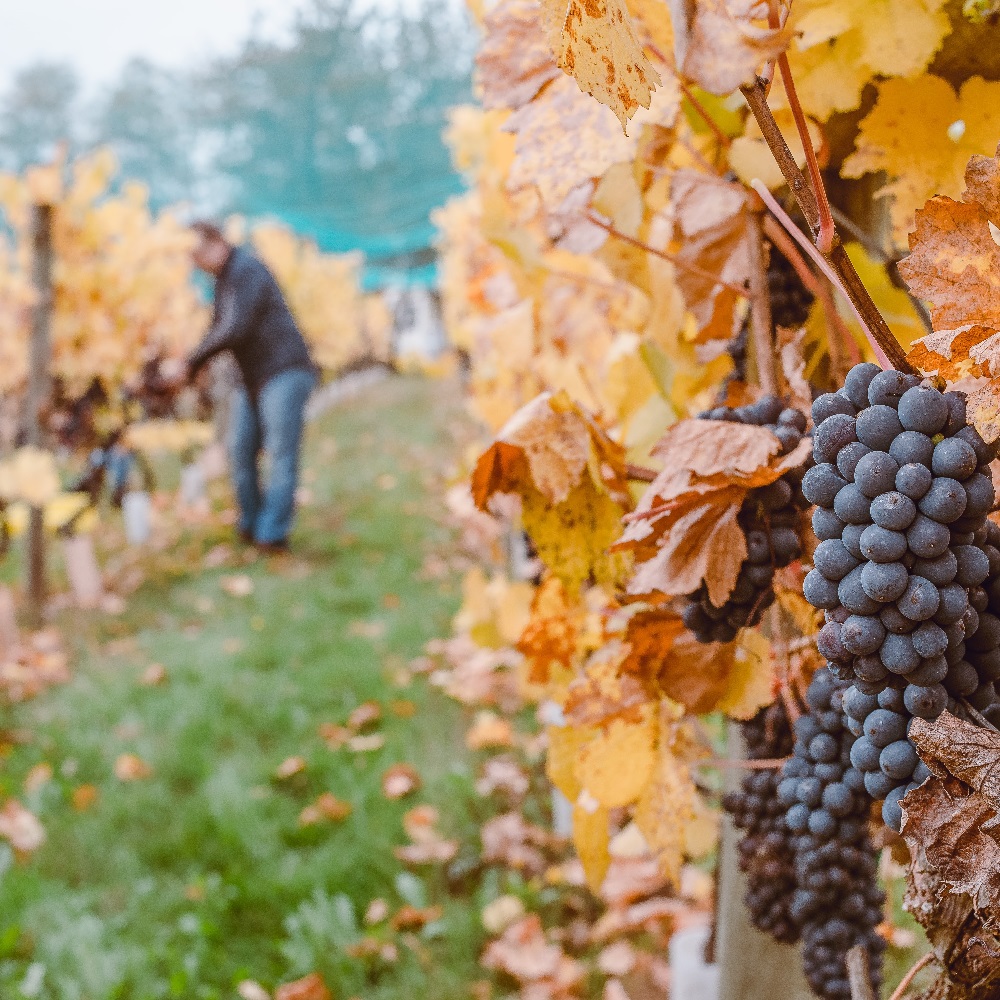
(845, 946, 877, 1000)
(626, 463, 658, 483)
(887, 953, 935, 1000)
(748, 211, 780, 395)
(752, 181, 894, 369)
(959, 697, 1000, 733)
(740, 79, 914, 373)
(585, 213, 755, 298)
(703, 756, 791, 770)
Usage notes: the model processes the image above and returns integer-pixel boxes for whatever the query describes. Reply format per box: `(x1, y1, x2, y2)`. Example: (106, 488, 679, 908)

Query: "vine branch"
(887, 952, 934, 1000)
(747, 210, 780, 395)
(740, 78, 914, 374)
(845, 946, 877, 1000)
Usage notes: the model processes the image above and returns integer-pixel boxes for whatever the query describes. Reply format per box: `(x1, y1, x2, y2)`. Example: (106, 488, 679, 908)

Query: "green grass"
(0, 376, 495, 1000)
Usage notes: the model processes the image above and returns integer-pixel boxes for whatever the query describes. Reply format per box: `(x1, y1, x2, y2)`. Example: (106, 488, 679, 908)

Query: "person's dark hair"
(190, 219, 227, 242)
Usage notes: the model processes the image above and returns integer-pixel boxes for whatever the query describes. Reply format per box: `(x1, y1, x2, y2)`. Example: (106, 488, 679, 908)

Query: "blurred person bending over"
(185, 221, 318, 552)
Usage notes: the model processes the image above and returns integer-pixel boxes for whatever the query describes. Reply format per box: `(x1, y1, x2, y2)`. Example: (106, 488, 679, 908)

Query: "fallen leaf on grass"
(203, 544, 233, 569)
(598, 940, 637, 977)
(348, 619, 386, 641)
(0, 799, 45, 853)
(382, 764, 421, 799)
(220, 574, 254, 598)
(377, 473, 398, 491)
(476, 756, 530, 799)
(466, 710, 516, 750)
(482, 894, 526, 934)
(237, 981, 271, 1000)
(275, 973, 331, 1000)
(71, 784, 99, 812)
(114, 754, 152, 782)
(349, 733, 386, 753)
(347, 701, 382, 732)
(395, 805, 460, 864)
(318, 723, 351, 749)
(99, 594, 127, 615)
(298, 792, 353, 826)
(482, 914, 585, 988)
(382, 593, 401, 609)
(140, 663, 167, 686)
(391, 904, 443, 931)
(23, 762, 52, 793)
(222, 638, 245, 654)
(390, 699, 417, 718)
(274, 756, 307, 780)
(364, 898, 390, 925)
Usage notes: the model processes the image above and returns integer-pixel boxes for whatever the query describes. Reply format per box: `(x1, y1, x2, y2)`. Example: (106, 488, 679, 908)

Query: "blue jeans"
(230, 367, 317, 544)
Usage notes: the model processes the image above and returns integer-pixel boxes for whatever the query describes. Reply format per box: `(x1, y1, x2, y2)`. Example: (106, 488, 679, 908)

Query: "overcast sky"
(0, 1, 312, 92)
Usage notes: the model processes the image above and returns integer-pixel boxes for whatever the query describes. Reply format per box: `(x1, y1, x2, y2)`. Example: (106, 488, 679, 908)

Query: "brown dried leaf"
(669, 0, 791, 96)
(382, 763, 421, 800)
(478, 0, 562, 111)
(275, 974, 332, 1000)
(901, 775, 1000, 918)
(909, 712, 1000, 811)
(541, 0, 662, 128)
(669, 171, 754, 340)
(651, 416, 782, 480)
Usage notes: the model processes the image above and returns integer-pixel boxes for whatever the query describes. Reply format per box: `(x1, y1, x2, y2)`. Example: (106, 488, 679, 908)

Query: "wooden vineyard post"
(717, 722, 813, 1000)
(25, 201, 53, 629)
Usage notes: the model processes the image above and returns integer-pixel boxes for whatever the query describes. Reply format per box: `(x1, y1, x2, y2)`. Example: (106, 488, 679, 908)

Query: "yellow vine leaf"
(573, 799, 611, 891)
(540, 0, 661, 129)
(716, 630, 775, 721)
(633, 734, 698, 888)
(575, 713, 657, 808)
(547, 723, 595, 800)
(523, 481, 631, 592)
(782, 0, 949, 119)
(843, 75, 1000, 242)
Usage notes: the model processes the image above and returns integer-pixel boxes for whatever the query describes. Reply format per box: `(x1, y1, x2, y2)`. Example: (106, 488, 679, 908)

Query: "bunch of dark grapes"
(801, 363, 999, 829)
(768, 244, 815, 329)
(682, 396, 810, 643)
(777, 668, 885, 999)
(722, 701, 799, 942)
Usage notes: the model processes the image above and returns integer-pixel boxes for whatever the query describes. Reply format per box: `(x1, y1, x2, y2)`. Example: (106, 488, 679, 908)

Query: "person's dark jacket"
(187, 246, 315, 397)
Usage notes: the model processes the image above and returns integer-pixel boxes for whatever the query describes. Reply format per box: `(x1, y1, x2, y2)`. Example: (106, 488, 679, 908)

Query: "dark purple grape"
(859, 525, 907, 563)
(868, 370, 917, 407)
(803, 464, 847, 507)
(861, 561, 908, 602)
(954, 545, 990, 588)
(895, 463, 932, 500)
(813, 393, 856, 425)
(814, 540, 858, 581)
(898, 576, 940, 622)
(854, 451, 900, 498)
(863, 708, 908, 747)
(870, 492, 916, 531)
(834, 484, 872, 524)
(879, 740, 918, 780)
(932, 438, 978, 480)
(903, 683, 948, 718)
(856, 405, 904, 450)
(841, 615, 886, 655)
(814, 414, 858, 464)
(906, 514, 951, 559)
(805, 570, 841, 610)
(912, 621, 948, 658)
(837, 441, 872, 481)
(813, 508, 845, 541)
(880, 633, 920, 675)
(898, 386, 949, 434)
(919, 478, 968, 524)
(889, 430, 934, 468)
(912, 551, 958, 586)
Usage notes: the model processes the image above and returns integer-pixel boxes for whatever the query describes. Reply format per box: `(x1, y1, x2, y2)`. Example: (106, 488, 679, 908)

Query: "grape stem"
(585, 212, 755, 298)
(752, 180, 894, 370)
(887, 952, 935, 1000)
(761, 214, 860, 380)
(702, 756, 791, 770)
(845, 945, 877, 1000)
(959, 697, 1000, 733)
(678, 79, 731, 150)
(626, 463, 658, 484)
(748, 211, 781, 395)
(740, 78, 915, 373)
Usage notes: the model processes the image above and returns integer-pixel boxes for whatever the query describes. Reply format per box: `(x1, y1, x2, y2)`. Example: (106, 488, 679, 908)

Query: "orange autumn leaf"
(114, 753, 152, 782)
(347, 701, 382, 732)
(391, 904, 444, 931)
(72, 784, 99, 812)
(517, 576, 581, 683)
(900, 143, 1000, 441)
(275, 973, 332, 1000)
(466, 711, 517, 750)
(298, 792, 353, 826)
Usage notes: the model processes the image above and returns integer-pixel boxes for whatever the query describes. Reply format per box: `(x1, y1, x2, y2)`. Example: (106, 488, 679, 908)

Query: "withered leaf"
(651, 416, 781, 480)
(669, 0, 791, 96)
(541, 0, 662, 129)
(901, 775, 1000, 919)
(478, 0, 562, 111)
(909, 712, 1000, 812)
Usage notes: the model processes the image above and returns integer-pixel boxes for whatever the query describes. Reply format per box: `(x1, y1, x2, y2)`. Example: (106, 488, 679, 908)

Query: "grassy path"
(0, 377, 488, 1000)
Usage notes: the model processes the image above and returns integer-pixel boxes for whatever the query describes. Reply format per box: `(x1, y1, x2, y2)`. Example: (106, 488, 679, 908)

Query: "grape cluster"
(777, 668, 885, 999)
(768, 244, 815, 330)
(683, 397, 810, 643)
(722, 701, 798, 942)
(801, 363, 999, 829)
